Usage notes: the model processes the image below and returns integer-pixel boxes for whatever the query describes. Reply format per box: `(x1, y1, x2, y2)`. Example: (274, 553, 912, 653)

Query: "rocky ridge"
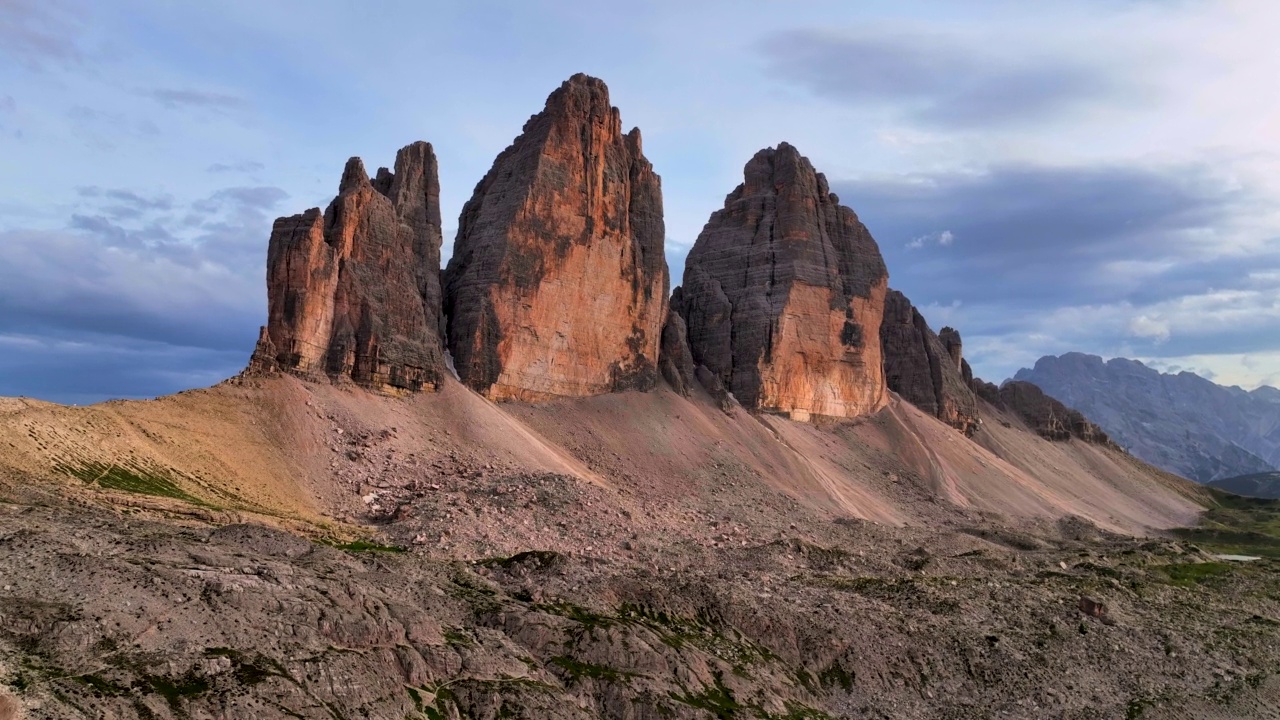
(252, 142, 446, 393)
(880, 289, 979, 435)
(442, 74, 668, 401)
(973, 379, 1112, 445)
(677, 143, 889, 421)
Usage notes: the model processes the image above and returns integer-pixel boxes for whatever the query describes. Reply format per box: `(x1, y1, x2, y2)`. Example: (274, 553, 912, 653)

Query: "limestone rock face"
(880, 290, 979, 435)
(992, 380, 1112, 444)
(659, 291, 695, 396)
(443, 74, 668, 401)
(253, 143, 446, 393)
(678, 143, 888, 421)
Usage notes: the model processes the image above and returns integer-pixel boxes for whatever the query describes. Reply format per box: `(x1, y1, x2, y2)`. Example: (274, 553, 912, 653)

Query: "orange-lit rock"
(251, 142, 446, 393)
(443, 74, 668, 401)
(677, 143, 889, 421)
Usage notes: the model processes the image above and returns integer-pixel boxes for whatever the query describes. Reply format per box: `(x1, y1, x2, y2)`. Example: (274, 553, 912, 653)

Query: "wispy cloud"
(0, 0, 85, 70)
(207, 160, 265, 174)
(761, 28, 1130, 129)
(144, 88, 249, 112)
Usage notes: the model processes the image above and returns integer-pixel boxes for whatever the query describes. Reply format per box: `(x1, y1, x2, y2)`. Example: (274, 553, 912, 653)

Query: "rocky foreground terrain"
(2, 74, 1279, 719)
(3, 375, 1276, 720)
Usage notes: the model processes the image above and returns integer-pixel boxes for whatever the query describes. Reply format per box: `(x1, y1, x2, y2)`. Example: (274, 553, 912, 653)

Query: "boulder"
(678, 143, 888, 421)
(251, 142, 446, 393)
(443, 74, 668, 401)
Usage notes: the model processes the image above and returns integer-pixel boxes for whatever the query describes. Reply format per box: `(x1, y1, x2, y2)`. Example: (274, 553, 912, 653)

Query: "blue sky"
(2, 0, 1279, 403)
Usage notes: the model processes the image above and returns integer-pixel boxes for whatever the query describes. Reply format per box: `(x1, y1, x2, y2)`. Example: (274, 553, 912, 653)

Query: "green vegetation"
(442, 628, 475, 648)
(319, 538, 407, 553)
(56, 460, 209, 506)
(71, 673, 128, 697)
(202, 647, 291, 686)
(1172, 489, 1280, 559)
(1158, 562, 1234, 587)
(146, 672, 211, 711)
(549, 656, 635, 683)
(670, 672, 741, 719)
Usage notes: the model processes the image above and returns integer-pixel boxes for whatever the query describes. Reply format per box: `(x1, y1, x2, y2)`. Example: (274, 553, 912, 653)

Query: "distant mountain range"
(1209, 471, 1280, 499)
(1014, 353, 1280, 483)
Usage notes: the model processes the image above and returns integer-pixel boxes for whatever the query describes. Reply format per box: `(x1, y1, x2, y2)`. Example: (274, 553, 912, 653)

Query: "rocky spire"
(251, 141, 446, 393)
(676, 143, 888, 421)
(442, 74, 669, 401)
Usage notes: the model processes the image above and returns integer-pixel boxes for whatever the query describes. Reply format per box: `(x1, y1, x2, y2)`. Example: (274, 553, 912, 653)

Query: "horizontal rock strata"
(443, 74, 668, 401)
(678, 143, 888, 421)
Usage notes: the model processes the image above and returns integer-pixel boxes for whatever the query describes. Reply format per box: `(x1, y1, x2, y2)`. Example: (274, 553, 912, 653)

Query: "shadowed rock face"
(881, 290, 979, 435)
(443, 74, 668, 401)
(252, 142, 446, 393)
(677, 143, 888, 421)
(991, 380, 1112, 445)
(659, 290, 696, 396)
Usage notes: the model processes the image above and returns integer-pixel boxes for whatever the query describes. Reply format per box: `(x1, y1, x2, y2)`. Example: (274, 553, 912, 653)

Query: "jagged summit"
(250, 141, 446, 394)
(442, 73, 668, 401)
(676, 142, 889, 421)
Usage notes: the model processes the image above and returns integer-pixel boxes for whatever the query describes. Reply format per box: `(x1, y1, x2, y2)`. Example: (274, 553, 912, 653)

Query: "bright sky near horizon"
(2, 0, 1279, 404)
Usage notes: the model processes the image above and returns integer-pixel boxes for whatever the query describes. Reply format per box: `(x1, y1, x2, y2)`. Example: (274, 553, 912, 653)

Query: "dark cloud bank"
(834, 163, 1280, 375)
(0, 183, 288, 403)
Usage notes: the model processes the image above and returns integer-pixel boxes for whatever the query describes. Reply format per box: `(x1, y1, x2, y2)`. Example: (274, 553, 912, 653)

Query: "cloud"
(761, 28, 1126, 128)
(145, 88, 249, 112)
(191, 186, 289, 213)
(66, 105, 162, 149)
(0, 332, 245, 405)
(833, 161, 1280, 381)
(1128, 315, 1170, 342)
(207, 161, 265, 174)
(836, 162, 1261, 307)
(76, 186, 175, 220)
(906, 229, 954, 250)
(0, 95, 15, 114)
(0, 176, 291, 402)
(0, 0, 84, 70)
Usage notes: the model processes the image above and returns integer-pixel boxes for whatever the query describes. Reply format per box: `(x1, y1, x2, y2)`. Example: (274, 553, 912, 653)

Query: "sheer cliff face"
(442, 74, 669, 401)
(255, 142, 446, 393)
(677, 143, 888, 421)
(881, 290, 979, 435)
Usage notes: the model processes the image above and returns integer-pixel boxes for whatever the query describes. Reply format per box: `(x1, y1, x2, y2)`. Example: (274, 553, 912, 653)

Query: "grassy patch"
(319, 538, 406, 553)
(670, 672, 741, 719)
(1173, 489, 1280, 559)
(56, 461, 210, 506)
(443, 629, 475, 648)
(1158, 562, 1234, 587)
(549, 656, 635, 683)
(533, 601, 780, 670)
(146, 672, 211, 711)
